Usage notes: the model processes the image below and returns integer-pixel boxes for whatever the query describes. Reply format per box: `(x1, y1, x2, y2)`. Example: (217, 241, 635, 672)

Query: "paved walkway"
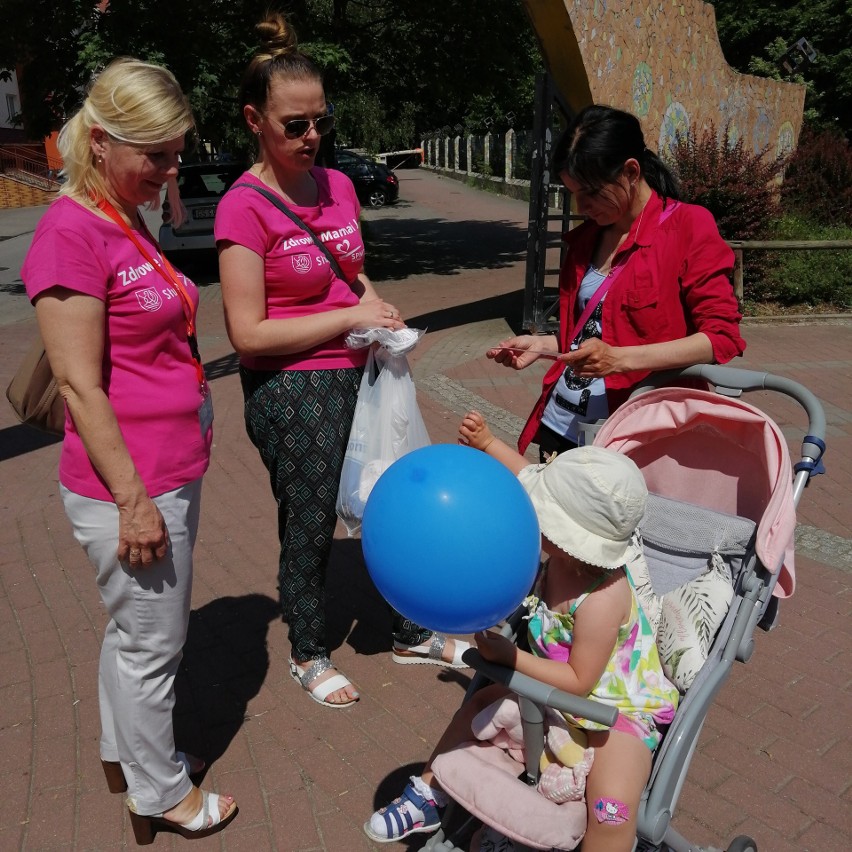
(0, 171, 849, 851)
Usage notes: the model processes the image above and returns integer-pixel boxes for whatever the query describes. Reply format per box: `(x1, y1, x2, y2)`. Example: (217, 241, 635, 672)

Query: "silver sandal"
(392, 633, 471, 668)
(289, 656, 359, 707)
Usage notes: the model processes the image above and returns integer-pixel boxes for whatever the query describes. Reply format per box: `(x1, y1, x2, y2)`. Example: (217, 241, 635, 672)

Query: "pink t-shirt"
(214, 168, 370, 371)
(22, 196, 212, 501)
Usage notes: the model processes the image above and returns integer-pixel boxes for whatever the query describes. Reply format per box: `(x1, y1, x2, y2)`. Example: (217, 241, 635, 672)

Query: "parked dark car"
(159, 161, 245, 256)
(334, 149, 399, 208)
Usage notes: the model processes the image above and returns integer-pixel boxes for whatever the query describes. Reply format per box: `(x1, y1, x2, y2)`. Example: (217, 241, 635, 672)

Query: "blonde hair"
(239, 12, 322, 112)
(58, 57, 194, 211)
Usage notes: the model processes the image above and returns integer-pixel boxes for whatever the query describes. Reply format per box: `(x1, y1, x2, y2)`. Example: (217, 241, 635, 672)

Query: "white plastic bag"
(336, 345, 430, 536)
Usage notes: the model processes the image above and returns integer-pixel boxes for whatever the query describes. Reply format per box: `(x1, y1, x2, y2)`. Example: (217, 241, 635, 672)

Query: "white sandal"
(127, 789, 238, 844)
(289, 656, 359, 708)
(392, 633, 471, 668)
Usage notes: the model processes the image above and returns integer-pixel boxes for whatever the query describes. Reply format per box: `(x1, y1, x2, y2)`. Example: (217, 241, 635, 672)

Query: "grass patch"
(742, 215, 852, 313)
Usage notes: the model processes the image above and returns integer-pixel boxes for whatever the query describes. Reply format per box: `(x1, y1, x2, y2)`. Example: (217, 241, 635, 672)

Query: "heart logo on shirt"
(336, 239, 350, 253)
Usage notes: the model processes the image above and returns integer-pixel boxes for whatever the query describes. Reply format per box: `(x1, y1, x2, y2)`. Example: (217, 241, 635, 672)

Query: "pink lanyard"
(95, 196, 207, 391)
(566, 200, 679, 347)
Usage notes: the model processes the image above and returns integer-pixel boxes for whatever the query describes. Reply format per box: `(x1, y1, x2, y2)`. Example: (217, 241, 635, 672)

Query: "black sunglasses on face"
(271, 114, 336, 139)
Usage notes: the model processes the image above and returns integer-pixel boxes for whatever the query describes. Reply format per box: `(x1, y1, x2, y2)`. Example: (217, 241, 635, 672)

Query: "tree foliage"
(710, 0, 852, 139)
(1, 0, 541, 155)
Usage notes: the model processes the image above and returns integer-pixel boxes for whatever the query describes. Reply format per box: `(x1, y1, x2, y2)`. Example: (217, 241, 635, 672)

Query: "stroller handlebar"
(631, 364, 827, 442)
(461, 648, 620, 727)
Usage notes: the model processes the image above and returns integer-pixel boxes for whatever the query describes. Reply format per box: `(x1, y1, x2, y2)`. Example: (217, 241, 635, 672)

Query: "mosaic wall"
(524, 0, 805, 157)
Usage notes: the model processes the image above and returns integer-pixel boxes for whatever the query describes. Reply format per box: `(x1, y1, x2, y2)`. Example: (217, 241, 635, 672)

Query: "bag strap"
(566, 199, 680, 347)
(234, 182, 348, 282)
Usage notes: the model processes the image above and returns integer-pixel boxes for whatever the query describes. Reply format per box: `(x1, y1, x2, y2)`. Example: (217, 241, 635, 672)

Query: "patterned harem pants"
(241, 365, 431, 661)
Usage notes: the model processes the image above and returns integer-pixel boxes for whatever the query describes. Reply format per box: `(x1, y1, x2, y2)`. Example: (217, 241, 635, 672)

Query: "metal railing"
(0, 145, 62, 191)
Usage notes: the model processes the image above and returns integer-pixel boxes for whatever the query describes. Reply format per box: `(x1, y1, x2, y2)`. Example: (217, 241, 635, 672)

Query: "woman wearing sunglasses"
(215, 12, 469, 709)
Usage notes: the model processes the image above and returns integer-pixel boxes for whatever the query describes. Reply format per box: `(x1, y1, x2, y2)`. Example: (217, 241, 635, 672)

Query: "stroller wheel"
(727, 836, 758, 852)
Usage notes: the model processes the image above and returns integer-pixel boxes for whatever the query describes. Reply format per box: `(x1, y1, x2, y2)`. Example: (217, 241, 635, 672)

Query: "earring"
(255, 129, 262, 136)
(97, 155, 104, 164)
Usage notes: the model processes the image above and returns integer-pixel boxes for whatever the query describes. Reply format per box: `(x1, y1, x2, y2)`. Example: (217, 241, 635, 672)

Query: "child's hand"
(458, 410, 494, 452)
(474, 629, 517, 668)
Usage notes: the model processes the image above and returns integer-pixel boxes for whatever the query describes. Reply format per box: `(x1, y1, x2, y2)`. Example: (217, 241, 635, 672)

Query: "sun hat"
(517, 446, 647, 569)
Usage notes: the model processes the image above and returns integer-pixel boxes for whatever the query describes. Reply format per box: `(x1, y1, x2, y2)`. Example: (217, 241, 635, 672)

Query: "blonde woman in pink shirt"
(22, 58, 237, 843)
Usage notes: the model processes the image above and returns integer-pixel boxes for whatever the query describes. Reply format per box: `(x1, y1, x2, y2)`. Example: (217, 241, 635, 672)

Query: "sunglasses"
(270, 114, 336, 140)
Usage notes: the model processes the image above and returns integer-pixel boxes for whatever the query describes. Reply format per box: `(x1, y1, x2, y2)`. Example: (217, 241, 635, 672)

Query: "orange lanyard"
(95, 196, 207, 391)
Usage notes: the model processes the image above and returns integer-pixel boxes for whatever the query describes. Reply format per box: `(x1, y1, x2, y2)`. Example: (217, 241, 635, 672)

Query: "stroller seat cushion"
(657, 553, 734, 691)
(432, 742, 588, 851)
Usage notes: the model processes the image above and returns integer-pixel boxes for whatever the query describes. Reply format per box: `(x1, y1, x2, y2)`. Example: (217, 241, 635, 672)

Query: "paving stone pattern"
(0, 172, 849, 850)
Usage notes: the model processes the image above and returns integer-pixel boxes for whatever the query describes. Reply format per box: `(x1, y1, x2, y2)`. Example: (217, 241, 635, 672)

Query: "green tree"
(1, 0, 541, 153)
(0, 0, 100, 138)
(710, 0, 852, 138)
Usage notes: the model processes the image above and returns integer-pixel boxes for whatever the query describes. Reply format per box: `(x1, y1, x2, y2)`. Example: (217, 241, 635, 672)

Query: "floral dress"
(525, 570, 678, 750)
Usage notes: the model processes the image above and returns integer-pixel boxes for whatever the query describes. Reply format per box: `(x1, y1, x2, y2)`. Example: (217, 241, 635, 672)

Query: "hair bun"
(256, 13, 298, 59)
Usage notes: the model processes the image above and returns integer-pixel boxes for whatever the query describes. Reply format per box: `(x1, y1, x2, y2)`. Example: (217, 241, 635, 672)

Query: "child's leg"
(365, 683, 510, 842)
(581, 729, 652, 852)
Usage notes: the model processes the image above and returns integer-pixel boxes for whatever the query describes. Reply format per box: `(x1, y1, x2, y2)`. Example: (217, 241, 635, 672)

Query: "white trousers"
(61, 478, 202, 815)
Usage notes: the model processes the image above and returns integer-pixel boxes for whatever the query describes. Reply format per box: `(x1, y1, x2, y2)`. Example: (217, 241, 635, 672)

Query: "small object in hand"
(499, 347, 559, 360)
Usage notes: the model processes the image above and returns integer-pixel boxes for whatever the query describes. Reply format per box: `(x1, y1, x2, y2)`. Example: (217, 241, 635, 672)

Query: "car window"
(178, 167, 242, 199)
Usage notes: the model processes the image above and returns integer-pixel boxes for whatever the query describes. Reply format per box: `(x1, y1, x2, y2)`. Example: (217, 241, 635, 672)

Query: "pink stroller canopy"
(594, 387, 797, 597)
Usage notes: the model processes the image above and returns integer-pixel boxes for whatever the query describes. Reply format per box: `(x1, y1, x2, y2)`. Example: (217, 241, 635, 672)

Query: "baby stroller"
(421, 365, 826, 852)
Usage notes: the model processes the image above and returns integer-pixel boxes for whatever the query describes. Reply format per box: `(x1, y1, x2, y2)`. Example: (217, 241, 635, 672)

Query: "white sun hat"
(517, 446, 647, 569)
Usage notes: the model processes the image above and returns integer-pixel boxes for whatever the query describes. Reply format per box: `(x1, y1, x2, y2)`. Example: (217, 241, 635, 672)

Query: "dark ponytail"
(554, 105, 681, 201)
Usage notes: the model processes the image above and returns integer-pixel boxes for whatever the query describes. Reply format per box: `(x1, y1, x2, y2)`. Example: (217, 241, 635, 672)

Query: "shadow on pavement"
(204, 351, 240, 382)
(0, 423, 62, 461)
(174, 593, 280, 764)
(363, 217, 526, 282)
(407, 288, 527, 335)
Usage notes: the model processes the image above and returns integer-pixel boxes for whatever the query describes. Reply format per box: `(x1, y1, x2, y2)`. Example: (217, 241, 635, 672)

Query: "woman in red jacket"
(490, 105, 746, 459)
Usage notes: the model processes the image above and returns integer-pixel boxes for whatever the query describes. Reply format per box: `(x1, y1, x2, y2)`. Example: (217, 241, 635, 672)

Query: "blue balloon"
(362, 444, 541, 634)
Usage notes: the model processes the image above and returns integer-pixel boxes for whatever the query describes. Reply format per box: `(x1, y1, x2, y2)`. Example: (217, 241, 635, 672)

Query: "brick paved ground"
(0, 171, 849, 851)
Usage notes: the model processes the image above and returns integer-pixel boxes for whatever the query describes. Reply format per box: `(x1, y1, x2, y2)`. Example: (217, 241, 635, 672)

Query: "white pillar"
(505, 129, 516, 180)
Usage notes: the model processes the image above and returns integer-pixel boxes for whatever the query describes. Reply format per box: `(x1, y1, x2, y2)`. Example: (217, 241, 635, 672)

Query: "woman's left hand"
(559, 338, 624, 378)
(117, 497, 170, 567)
(474, 630, 517, 667)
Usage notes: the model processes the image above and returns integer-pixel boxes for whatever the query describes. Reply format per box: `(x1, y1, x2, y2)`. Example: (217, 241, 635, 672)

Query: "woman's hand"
(486, 335, 557, 370)
(348, 297, 405, 330)
(474, 629, 518, 668)
(117, 495, 170, 567)
(559, 338, 624, 378)
(458, 410, 495, 452)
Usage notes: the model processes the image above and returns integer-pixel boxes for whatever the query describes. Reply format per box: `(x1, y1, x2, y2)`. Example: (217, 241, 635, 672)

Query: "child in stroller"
(364, 411, 678, 851)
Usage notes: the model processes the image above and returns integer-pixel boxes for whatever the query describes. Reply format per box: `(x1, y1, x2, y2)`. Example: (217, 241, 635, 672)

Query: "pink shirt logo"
(136, 288, 163, 312)
(292, 254, 312, 275)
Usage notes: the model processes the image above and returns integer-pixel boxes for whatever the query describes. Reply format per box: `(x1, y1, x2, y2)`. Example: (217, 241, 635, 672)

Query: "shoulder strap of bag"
(234, 182, 348, 282)
(566, 198, 680, 347)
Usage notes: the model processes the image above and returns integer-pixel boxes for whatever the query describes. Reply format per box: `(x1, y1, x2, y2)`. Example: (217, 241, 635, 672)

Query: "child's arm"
(459, 410, 528, 476)
(474, 576, 629, 696)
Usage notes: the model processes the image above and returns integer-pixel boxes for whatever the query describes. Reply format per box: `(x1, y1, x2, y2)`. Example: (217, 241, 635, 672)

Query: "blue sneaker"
(364, 780, 441, 843)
